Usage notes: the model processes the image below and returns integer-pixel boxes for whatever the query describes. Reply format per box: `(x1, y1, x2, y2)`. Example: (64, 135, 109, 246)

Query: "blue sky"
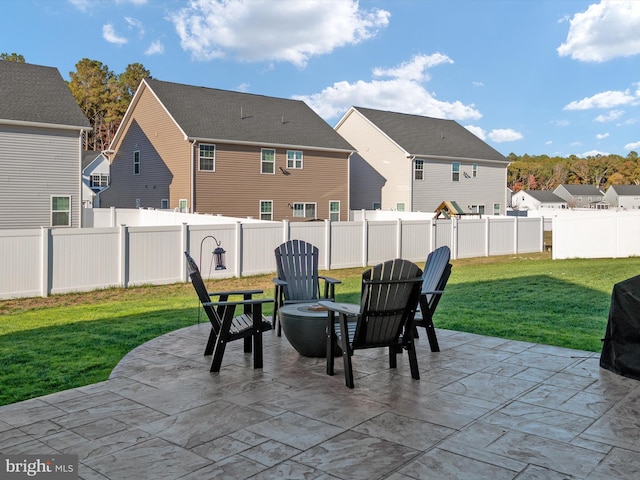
(2, 0, 640, 158)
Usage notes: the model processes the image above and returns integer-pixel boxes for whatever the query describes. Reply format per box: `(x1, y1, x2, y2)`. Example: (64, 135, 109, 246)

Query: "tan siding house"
(335, 107, 510, 215)
(0, 61, 90, 229)
(102, 79, 353, 221)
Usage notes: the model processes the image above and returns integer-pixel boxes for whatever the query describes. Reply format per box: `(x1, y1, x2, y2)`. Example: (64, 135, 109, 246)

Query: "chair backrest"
(422, 246, 451, 302)
(185, 251, 222, 334)
(353, 259, 422, 347)
(274, 240, 320, 302)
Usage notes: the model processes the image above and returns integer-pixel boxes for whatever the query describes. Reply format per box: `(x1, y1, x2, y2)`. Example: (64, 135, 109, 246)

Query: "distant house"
(511, 190, 567, 211)
(81, 150, 110, 208)
(0, 61, 90, 229)
(604, 185, 640, 209)
(100, 79, 353, 221)
(334, 106, 510, 215)
(553, 184, 606, 208)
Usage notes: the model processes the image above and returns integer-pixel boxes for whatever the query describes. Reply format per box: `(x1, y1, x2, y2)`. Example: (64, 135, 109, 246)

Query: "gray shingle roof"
(558, 184, 603, 195)
(82, 150, 101, 170)
(523, 190, 566, 202)
(145, 79, 353, 151)
(0, 61, 90, 128)
(352, 107, 508, 162)
(610, 185, 640, 196)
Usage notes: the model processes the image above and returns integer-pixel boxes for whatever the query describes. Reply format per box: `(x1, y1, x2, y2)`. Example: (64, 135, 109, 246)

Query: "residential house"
(100, 79, 354, 221)
(553, 184, 606, 208)
(511, 190, 567, 211)
(334, 107, 511, 215)
(0, 61, 90, 229)
(604, 185, 640, 209)
(81, 150, 110, 208)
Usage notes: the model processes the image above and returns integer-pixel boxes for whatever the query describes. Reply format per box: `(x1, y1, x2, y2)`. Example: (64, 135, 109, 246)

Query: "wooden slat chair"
(185, 252, 273, 372)
(414, 246, 452, 352)
(319, 258, 423, 388)
(272, 239, 341, 335)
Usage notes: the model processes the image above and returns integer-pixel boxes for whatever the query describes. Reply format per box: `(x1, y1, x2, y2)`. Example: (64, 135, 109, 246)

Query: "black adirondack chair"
(319, 258, 423, 388)
(185, 252, 273, 372)
(272, 240, 340, 335)
(414, 246, 452, 352)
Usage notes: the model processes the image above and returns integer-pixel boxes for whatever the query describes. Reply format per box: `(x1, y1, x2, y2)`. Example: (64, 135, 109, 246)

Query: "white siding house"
(605, 185, 640, 209)
(511, 190, 567, 211)
(553, 184, 606, 208)
(335, 107, 511, 215)
(82, 150, 110, 208)
(0, 61, 90, 229)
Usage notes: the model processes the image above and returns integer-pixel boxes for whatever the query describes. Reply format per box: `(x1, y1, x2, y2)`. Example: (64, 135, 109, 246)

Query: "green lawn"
(1, 252, 638, 406)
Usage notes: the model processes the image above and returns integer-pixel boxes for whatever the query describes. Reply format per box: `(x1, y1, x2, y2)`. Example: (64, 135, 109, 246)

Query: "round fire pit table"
(279, 302, 336, 357)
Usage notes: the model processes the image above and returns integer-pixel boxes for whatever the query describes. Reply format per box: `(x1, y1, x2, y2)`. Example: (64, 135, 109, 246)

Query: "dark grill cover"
(600, 274, 640, 380)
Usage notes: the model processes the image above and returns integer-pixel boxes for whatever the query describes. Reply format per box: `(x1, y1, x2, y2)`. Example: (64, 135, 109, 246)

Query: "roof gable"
(521, 190, 566, 203)
(610, 185, 640, 195)
(142, 78, 353, 151)
(350, 107, 508, 163)
(0, 61, 90, 129)
(557, 184, 603, 195)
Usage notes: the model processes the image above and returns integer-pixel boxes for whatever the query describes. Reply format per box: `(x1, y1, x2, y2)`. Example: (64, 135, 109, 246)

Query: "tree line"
(507, 152, 640, 192)
(3, 52, 640, 189)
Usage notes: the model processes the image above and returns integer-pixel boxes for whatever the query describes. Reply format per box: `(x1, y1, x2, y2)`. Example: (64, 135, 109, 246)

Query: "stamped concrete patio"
(1, 324, 639, 479)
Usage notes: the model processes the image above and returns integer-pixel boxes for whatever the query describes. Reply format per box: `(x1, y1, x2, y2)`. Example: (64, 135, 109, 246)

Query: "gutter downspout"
(190, 139, 196, 213)
(409, 155, 415, 212)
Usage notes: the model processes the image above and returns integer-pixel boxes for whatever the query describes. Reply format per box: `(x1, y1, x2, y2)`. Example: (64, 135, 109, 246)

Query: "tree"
(68, 59, 150, 150)
(0, 52, 25, 62)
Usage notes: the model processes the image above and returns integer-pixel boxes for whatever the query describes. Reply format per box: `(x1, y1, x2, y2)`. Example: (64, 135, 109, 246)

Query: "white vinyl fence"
(552, 210, 640, 259)
(0, 216, 543, 300)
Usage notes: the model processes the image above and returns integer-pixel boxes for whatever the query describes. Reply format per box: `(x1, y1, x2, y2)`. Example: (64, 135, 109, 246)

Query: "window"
(470, 204, 485, 214)
(179, 199, 188, 213)
(135, 198, 141, 208)
(329, 201, 340, 221)
(493, 203, 501, 215)
(293, 202, 316, 218)
(199, 144, 215, 171)
(373, 202, 381, 210)
(452, 162, 460, 182)
(133, 151, 140, 175)
(161, 199, 169, 209)
(261, 149, 275, 174)
(414, 159, 424, 180)
(90, 173, 109, 188)
(396, 203, 405, 211)
(51, 196, 71, 226)
(260, 200, 273, 220)
(473, 163, 478, 178)
(287, 150, 303, 169)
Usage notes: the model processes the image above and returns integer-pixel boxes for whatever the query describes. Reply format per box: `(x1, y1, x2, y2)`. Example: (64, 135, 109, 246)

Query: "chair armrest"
(204, 298, 274, 307)
(272, 278, 287, 286)
(421, 289, 444, 295)
(318, 300, 360, 316)
(319, 275, 341, 285)
(208, 289, 264, 297)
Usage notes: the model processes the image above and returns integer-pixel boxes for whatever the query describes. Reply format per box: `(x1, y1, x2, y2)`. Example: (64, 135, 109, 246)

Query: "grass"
(2, 251, 639, 406)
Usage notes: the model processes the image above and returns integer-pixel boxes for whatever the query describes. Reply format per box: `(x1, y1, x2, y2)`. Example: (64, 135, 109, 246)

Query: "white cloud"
(145, 40, 164, 55)
(464, 125, 486, 140)
(564, 89, 636, 110)
(596, 132, 610, 139)
(294, 55, 482, 122)
(102, 24, 128, 45)
(624, 141, 640, 150)
(169, 0, 390, 66)
(594, 109, 624, 122)
(545, 140, 553, 145)
(125, 17, 145, 37)
(69, 0, 90, 12)
(558, 0, 640, 62)
(116, 0, 148, 4)
(373, 53, 452, 82)
(551, 119, 570, 127)
(472, 81, 484, 88)
(488, 129, 523, 143)
(581, 149, 609, 157)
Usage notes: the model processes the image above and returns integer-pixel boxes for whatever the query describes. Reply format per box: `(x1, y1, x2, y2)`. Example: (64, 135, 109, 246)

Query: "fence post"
(181, 223, 189, 282)
(235, 221, 242, 277)
(324, 219, 331, 270)
(430, 218, 436, 253)
(396, 219, 403, 258)
(282, 219, 290, 243)
(362, 218, 368, 266)
(514, 217, 519, 255)
(451, 217, 458, 260)
(485, 217, 490, 257)
(40, 227, 50, 297)
(119, 225, 129, 288)
(110, 206, 116, 227)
